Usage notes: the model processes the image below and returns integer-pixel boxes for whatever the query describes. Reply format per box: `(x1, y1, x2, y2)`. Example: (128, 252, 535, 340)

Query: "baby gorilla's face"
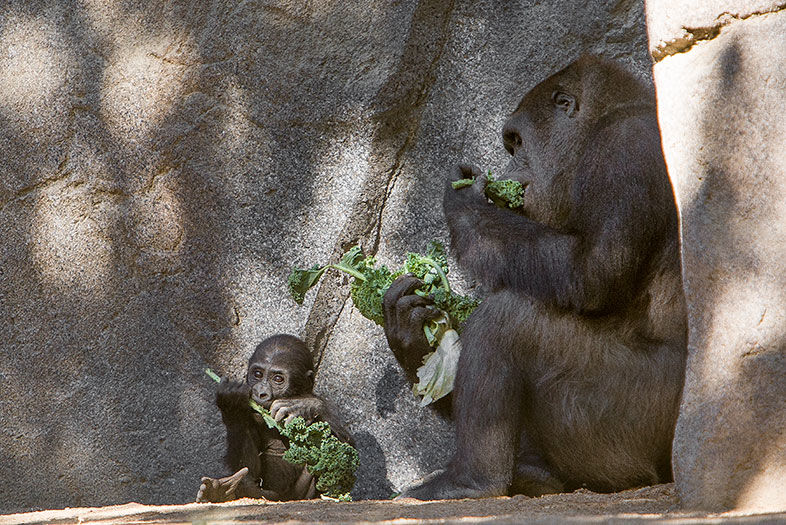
(246, 353, 295, 409)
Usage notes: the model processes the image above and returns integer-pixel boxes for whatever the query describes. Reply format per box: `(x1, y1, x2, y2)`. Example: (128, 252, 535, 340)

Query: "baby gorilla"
(197, 334, 353, 502)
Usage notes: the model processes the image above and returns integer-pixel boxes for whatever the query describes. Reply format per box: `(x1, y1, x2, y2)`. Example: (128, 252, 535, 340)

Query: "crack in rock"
(651, 3, 786, 61)
(304, 0, 455, 370)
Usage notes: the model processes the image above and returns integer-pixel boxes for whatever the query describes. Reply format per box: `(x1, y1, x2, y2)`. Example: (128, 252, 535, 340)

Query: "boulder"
(647, 1, 786, 512)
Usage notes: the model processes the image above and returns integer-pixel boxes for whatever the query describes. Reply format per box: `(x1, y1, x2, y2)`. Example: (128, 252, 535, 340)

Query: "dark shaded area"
(351, 431, 395, 500)
(374, 366, 400, 419)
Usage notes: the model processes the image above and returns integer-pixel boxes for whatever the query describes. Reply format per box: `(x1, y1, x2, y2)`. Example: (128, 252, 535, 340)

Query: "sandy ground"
(2, 484, 785, 525)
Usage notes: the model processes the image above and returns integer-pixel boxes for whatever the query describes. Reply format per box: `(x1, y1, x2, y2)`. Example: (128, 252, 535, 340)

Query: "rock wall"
(0, 0, 651, 512)
(646, 0, 786, 513)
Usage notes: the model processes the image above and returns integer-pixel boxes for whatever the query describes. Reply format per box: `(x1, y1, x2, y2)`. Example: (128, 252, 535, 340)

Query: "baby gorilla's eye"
(272, 374, 285, 384)
(253, 370, 263, 379)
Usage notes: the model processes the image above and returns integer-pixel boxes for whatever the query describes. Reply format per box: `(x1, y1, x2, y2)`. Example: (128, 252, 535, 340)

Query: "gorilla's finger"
(409, 305, 442, 328)
(385, 275, 425, 305)
(394, 294, 433, 332)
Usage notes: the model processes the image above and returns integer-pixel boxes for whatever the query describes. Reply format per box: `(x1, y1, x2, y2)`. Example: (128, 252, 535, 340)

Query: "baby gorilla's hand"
(215, 381, 251, 415)
(270, 396, 325, 426)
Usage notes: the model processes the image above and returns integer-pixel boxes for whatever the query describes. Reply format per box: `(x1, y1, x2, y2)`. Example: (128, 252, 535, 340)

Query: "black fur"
(383, 55, 687, 499)
(196, 334, 353, 502)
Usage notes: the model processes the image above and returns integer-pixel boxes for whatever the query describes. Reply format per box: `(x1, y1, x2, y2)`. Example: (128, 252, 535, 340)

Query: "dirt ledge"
(3, 484, 785, 524)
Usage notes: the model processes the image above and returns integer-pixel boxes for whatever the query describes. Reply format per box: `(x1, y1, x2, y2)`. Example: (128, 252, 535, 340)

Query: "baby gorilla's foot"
(196, 467, 249, 503)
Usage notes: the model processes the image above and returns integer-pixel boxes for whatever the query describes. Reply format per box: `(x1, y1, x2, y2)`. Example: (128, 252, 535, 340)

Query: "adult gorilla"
(383, 55, 687, 500)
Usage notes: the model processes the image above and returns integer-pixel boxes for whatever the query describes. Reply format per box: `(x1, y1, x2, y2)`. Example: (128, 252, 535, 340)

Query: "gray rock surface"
(647, 2, 786, 512)
(0, 0, 651, 512)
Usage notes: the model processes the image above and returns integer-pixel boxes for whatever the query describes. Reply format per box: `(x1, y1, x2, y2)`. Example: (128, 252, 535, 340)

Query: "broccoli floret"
(280, 418, 359, 501)
(205, 370, 359, 501)
(305, 434, 359, 500)
(403, 241, 449, 288)
(485, 172, 525, 209)
(349, 264, 399, 326)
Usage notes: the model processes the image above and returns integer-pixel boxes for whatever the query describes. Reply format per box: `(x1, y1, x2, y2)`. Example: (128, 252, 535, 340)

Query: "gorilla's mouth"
(252, 395, 273, 410)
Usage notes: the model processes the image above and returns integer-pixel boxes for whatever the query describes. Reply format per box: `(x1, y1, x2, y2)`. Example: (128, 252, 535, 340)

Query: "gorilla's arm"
(445, 118, 672, 314)
(215, 381, 264, 476)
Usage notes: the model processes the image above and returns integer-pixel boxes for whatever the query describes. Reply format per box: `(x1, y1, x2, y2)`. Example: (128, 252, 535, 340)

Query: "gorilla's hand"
(216, 381, 251, 415)
(270, 396, 325, 425)
(382, 276, 441, 381)
(444, 164, 489, 212)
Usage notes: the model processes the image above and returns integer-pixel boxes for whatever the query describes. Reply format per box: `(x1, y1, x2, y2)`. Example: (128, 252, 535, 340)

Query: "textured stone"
(646, 0, 786, 59)
(649, 5, 786, 512)
(0, 0, 651, 512)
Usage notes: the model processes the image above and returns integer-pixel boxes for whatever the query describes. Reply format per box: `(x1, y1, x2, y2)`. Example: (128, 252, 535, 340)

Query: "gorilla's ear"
(552, 91, 577, 117)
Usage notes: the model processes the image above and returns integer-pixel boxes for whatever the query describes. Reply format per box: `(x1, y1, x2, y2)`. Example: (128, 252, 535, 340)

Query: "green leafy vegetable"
(205, 369, 359, 501)
(349, 263, 399, 326)
(484, 171, 525, 209)
(451, 178, 476, 190)
(286, 242, 479, 404)
(281, 419, 358, 501)
(414, 328, 462, 406)
(288, 247, 367, 305)
(430, 287, 479, 327)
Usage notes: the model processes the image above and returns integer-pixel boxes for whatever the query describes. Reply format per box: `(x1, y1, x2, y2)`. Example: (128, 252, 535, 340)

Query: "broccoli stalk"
(205, 369, 359, 501)
(286, 242, 479, 404)
(451, 177, 476, 190)
(287, 246, 368, 305)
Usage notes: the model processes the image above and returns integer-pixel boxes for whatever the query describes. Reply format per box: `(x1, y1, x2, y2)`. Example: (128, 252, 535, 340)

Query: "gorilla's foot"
(398, 469, 507, 500)
(195, 467, 248, 503)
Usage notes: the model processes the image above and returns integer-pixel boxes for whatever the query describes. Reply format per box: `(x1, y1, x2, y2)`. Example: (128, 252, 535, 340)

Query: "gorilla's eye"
(551, 91, 577, 116)
(253, 369, 264, 379)
(272, 374, 285, 384)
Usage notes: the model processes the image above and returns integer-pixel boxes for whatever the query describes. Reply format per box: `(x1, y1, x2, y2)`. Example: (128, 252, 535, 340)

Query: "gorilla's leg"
(511, 430, 565, 496)
(400, 289, 681, 499)
(401, 294, 531, 499)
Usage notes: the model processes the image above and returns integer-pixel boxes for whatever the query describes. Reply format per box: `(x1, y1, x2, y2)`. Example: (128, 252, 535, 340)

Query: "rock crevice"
(651, 3, 786, 61)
